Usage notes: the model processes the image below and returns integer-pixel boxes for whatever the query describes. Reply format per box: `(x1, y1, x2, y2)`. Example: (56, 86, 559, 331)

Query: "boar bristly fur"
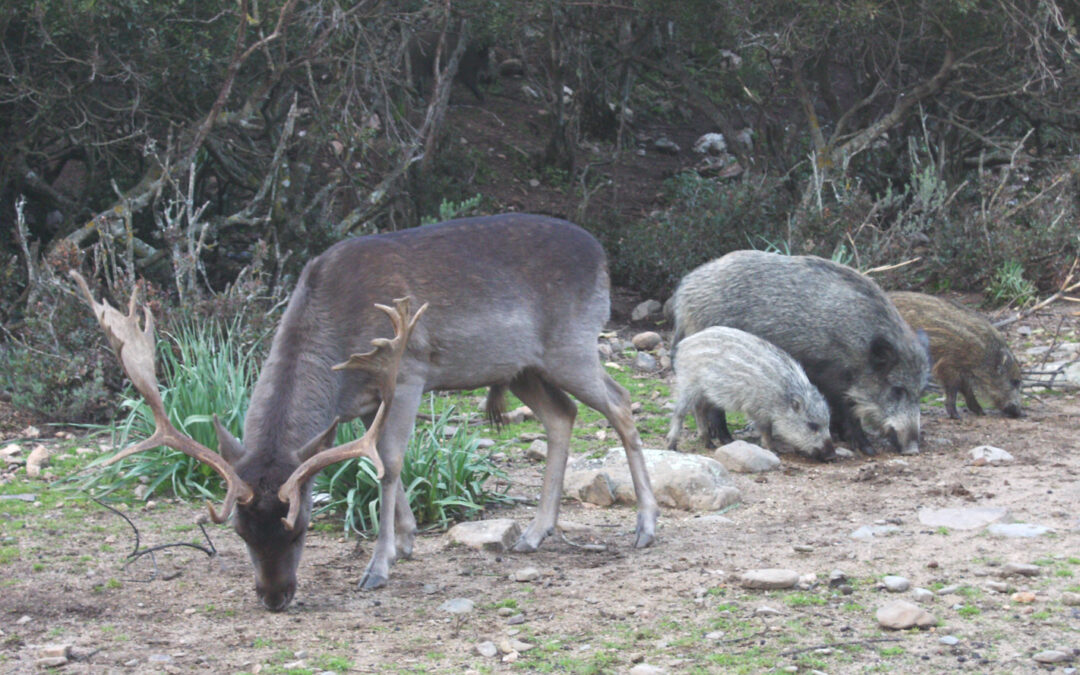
(889, 291, 1023, 419)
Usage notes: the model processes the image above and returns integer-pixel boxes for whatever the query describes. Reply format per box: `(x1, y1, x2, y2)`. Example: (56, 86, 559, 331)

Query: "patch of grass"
(935, 526, 950, 535)
(785, 592, 827, 607)
(1031, 610, 1052, 620)
(957, 604, 980, 618)
(0, 546, 19, 565)
(879, 645, 905, 657)
(986, 260, 1037, 308)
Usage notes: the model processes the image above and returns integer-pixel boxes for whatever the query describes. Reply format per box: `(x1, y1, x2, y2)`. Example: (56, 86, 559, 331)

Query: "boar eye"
(890, 386, 906, 402)
(808, 422, 820, 432)
(1010, 378, 1021, 388)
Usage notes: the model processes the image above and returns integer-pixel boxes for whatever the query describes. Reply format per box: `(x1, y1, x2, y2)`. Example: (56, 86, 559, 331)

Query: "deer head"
(71, 271, 425, 610)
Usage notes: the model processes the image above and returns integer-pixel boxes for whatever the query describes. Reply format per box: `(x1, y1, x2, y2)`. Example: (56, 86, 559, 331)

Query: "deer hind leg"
(552, 363, 658, 550)
(359, 380, 424, 590)
(508, 370, 577, 553)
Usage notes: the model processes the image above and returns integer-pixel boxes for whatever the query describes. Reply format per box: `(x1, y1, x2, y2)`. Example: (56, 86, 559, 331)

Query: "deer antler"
(70, 271, 254, 523)
(277, 297, 428, 530)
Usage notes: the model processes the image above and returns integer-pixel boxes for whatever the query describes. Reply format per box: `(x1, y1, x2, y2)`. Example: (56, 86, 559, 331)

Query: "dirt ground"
(1, 299, 1078, 674)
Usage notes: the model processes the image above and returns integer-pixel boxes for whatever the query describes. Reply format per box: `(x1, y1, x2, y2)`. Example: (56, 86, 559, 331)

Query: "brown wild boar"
(407, 31, 490, 102)
(889, 291, 1023, 419)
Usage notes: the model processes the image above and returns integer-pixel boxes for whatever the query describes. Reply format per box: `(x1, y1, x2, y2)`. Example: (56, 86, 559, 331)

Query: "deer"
(73, 213, 659, 611)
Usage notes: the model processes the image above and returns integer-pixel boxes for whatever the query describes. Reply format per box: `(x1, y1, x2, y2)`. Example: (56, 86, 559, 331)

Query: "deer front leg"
(359, 382, 423, 590)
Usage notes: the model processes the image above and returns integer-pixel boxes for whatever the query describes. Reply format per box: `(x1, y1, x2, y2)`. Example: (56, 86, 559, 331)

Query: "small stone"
(445, 519, 522, 553)
(525, 440, 548, 462)
(740, 568, 800, 590)
(25, 444, 49, 479)
(834, 447, 855, 459)
(506, 613, 526, 625)
(987, 523, 1052, 538)
(985, 581, 1009, 593)
(1033, 650, 1072, 664)
(939, 635, 960, 646)
(911, 588, 934, 603)
(1000, 563, 1040, 577)
(793, 544, 814, 553)
(497, 607, 515, 617)
(1011, 591, 1036, 604)
(797, 573, 818, 590)
(148, 654, 173, 664)
(631, 300, 662, 321)
(39, 645, 72, 659)
(882, 576, 911, 593)
(476, 641, 498, 658)
(829, 570, 849, 587)
(714, 440, 780, 473)
(502, 406, 534, 425)
(0, 443, 20, 458)
(633, 352, 658, 371)
(576, 472, 616, 507)
(1062, 591, 1080, 606)
(512, 567, 540, 582)
(918, 507, 1009, 530)
(509, 639, 534, 653)
(438, 598, 475, 614)
(631, 332, 662, 350)
(969, 445, 1014, 466)
(850, 524, 901, 540)
(629, 665, 666, 675)
(876, 600, 936, 630)
(755, 606, 782, 616)
(35, 657, 68, 668)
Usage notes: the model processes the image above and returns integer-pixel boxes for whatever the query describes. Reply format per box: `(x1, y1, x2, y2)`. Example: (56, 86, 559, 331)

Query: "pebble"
(985, 581, 1010, 593)
(755, 606, 782, 616)
(969, 445, 1014, 466)
(507, 613, 526, 625)
(1011, 591, 1037, 604)
(512, 567, 540, 582)
(828, 570, 849, 587)
(438, 598, 475, 614)
(911, 588, 934, 603)
(631, 331, 662, 350)
(476, 641, 498, 658)
(834, 447, 855, 459)
(876, 600, 936, 630)
(1000, 563, 1040, 577)
(740, 568, 800, 590)
(1033, 650, 1072, 664)
(987, 523, 1052, 538)
(714, 441, 780, 473)
(35, 657, 68, 668)
(445, 519, 522, 553)
(940, 635, 960, 646)
(497, 607, 515, 617)
(917, 506, 1009, 530)
(525, 440, 548, 461)
(882, 576, 910, 593)
(850, 524, 901, 540)
(634, 352, 658, 371)
(629, 665, 666, 675)
(793, 544, 814, 553)
(1062, 592, 1080, 606)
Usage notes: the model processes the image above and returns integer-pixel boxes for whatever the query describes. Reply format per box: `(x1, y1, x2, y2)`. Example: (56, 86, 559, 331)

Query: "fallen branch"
(864, 257, 921, 275)
(94, 498, 218, 583)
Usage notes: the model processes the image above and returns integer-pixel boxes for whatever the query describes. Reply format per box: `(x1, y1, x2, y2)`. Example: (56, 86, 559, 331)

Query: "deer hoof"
(511, 534, 541, 553)
(358, 572, 388, 591)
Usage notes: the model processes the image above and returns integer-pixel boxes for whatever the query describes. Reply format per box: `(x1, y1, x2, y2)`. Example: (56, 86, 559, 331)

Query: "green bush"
(606, 172, 791, 297)
(315, 404, 512, 535)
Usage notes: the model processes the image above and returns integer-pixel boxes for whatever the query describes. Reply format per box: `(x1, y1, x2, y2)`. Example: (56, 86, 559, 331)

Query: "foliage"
(985, 261, 1038, 308)
(314, 404, 512, 534)
(607, 172, 791, 296)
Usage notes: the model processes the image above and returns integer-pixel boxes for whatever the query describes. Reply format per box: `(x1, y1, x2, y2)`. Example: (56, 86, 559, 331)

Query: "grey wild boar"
(666, 326, 834, 460)
(407, 31, 490, 102)
(672, 251, 929, 455)
(888, 291, 1023, 419)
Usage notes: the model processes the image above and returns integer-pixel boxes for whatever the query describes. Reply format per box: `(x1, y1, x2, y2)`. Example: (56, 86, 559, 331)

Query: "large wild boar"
(407, 31, 490, 102)
(889, 291, 1023, 419)
(666, 326, 834, 460)
(672, 251, 929, 455)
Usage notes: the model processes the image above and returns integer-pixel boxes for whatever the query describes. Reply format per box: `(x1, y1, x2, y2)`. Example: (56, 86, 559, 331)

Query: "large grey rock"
(969, 445, 1015, 466)
(740, 568, 800, 590)
(445, 519, 522, 552)
(438, 598, 474, 614)
(565, 448, 740, 512)
(917, 507, 1009, 530)
(987, 523, 1052, 538)
(525, 440, 548, 461)
(1063, 362, 1080, 388)
(876, 600, 936, 630)
(632, 299, 663, 321)
(714, 441, 780, 473)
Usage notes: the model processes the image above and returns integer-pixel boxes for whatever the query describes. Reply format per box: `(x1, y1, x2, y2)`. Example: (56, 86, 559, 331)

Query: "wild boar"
(672, 250, 929, 455)
(666, 326, 834, 460)
(888, 291, 1023, 419)
(407, 31, 490, 102)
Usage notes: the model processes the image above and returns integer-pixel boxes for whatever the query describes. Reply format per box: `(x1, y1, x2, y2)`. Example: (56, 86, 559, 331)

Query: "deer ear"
(298, 418, 341, 462)
(213, 415, 246, 465)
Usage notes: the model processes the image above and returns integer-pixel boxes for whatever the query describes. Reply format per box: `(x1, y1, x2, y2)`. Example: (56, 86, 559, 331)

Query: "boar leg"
(707, 405, 733, 447)
(692, 399, 715, 448)
(960, 383, 984, 415)
(944, 387, 961, 419)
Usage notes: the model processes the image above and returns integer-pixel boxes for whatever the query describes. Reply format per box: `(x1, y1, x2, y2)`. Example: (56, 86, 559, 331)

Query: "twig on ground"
(94, 498, 218, 582)
(779, 637, 903, 657)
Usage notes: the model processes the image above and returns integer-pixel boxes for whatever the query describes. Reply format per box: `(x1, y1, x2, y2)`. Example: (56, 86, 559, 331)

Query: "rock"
(509, 639, 534, 653)
(828, 570, 849, 587)
(653, 137, 680, 155)
(633, 352, 658, 371)
(917, 507, 1009, 530)
(1011, 591, 1037, 603)
(693, 133, 727, 154)
(476, 641, 498, 658)
(576, 472, 616, 507)
(939, 635, 960, 646)
(39, 645, 72, 659)
(629, 665, 666, 675)
(445, 519, 522, 553)
(506, 613, 525, 625)
(35, 657, 68, 668)
(438, 598, 474, 614)
(876, 600, 936, 630)
(793, 544, 814, 553)
(969, 445, 1014, 466)
(632, 331, 662, 350)
(631, 299, 663, 321)
(476, 438, 496, 449)
(1033, 650, 1072, 664)
(564, 448, 740, 512)
(1064, 362, 1080, 388)
(985, 581, 1009, 593)
(511, 567, 540, 582)
(834, 447, 855, 459)
(0, 443, 20, 458)
(987, 523, 1052, 538)
(525, 440, 548, 462)
(740, 568, 800, 590)
(498, 58, 524, 77)
(502, 406, 534, 425)
(882, 576, 911, 593)
(911, 588, 934, 603)
(797, 573, 818, 590)
(25, 444, 49, 479)
(714, 441, 780, 473)
(850, 524, 901, 540)
(1062, 591, 1080, 606)
(755, 606, 782, 616)
(1000, 563, 1041, 577)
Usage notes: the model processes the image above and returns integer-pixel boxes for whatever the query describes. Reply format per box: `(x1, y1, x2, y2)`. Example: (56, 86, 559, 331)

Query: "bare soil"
(1, 300, 1078, 674)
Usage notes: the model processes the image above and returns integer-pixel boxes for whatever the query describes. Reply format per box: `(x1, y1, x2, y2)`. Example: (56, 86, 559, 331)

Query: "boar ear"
(869, 335, 899, 373)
